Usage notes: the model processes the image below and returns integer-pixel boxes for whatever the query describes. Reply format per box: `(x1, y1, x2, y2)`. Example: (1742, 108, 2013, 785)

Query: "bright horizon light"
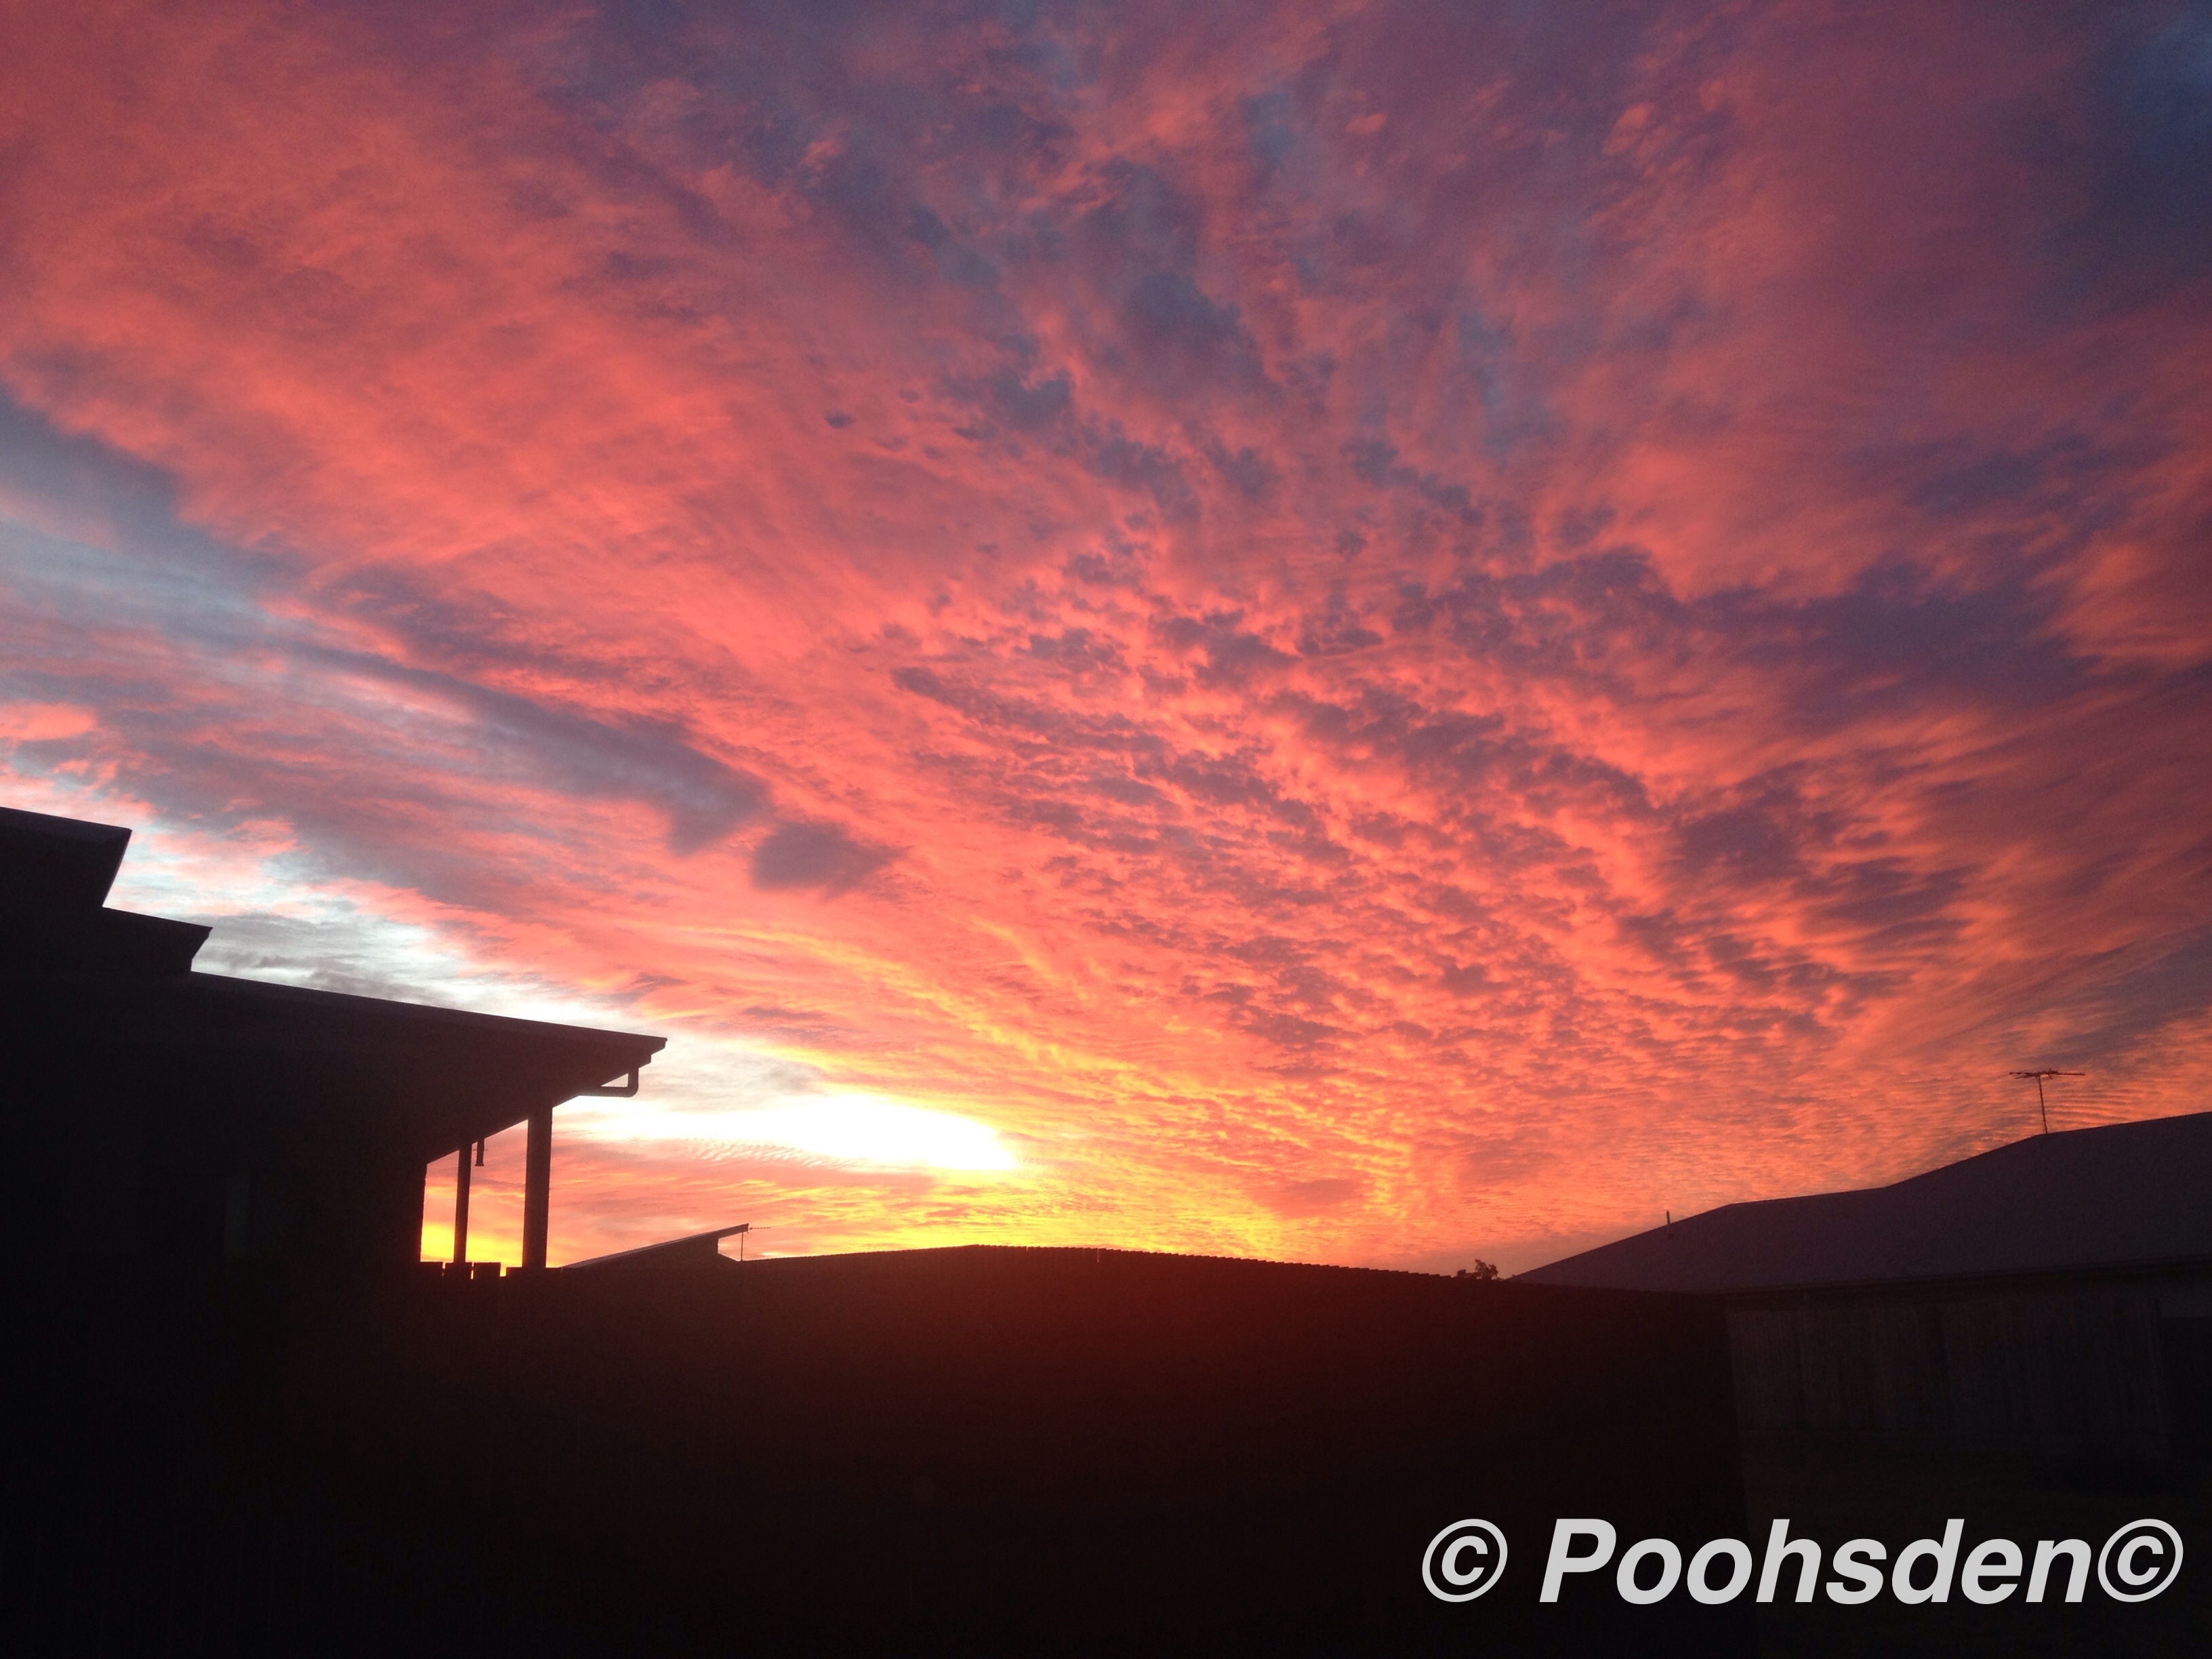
(584, 1093, 1021, 1173)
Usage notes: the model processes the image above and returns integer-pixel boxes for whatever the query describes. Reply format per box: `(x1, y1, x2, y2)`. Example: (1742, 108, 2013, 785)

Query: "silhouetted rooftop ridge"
(739, 1242, 1468, 1280)
(564, 1223, 751, 1273)
(0, 804, 130, 915)
(1517, 1110, 2212, 1294)
(2, 806, 209, 975)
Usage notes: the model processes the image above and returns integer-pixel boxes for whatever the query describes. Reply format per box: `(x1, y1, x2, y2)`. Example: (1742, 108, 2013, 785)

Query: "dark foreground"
(1744, 1436, 2211, 1658)
(15, 1246, 1756, 1656)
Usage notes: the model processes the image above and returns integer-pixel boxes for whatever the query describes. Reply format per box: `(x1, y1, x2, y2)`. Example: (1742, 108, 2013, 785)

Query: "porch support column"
(451, 1145, 472, 1265)
(521, 1104, 554, 1270)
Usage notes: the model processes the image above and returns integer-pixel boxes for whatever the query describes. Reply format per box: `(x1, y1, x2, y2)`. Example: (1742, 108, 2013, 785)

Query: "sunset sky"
(3, 1, 2209, 1271)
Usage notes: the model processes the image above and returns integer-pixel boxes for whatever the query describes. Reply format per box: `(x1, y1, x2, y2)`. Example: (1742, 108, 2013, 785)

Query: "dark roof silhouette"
(1517, 1111, 2212, 1294)
(5, 804, 663, 1267)
(564, 1223, 750, 1275)
(4, 804, 661, 1155)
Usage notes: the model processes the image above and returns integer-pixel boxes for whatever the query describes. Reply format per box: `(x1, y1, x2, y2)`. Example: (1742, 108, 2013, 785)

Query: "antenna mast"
(2009, 1069, 2083, 1136)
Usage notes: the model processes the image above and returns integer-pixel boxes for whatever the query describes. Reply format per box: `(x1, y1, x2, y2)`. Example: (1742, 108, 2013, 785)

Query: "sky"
(3, 0, 2209, 1272)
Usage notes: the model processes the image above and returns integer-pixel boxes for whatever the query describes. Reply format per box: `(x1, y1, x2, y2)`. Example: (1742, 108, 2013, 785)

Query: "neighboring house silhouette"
(3, 805, 663, 1273)
(1520, 1116, 2212, 1458)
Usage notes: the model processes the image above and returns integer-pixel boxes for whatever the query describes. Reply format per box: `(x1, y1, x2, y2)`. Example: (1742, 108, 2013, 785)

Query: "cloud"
(750, 820, 896, 894)
(1261, 1176, 1363, 1216)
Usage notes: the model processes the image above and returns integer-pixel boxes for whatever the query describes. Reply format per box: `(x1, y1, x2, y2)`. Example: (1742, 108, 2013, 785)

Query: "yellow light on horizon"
(582, 1092, 1021, 1172)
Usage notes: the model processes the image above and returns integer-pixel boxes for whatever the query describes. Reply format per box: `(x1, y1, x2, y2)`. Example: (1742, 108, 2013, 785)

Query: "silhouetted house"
(3, 806, 662, 1272)
(1519, 1114, 2212, 1458)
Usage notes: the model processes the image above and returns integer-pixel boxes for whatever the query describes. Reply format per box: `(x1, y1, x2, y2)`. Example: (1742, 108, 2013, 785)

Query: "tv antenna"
(2009, 1069, 2082, 1136)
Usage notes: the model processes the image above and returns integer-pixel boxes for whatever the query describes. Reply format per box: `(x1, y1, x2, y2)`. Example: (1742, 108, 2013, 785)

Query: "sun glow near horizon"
(580, 1094, 1025, 1174)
